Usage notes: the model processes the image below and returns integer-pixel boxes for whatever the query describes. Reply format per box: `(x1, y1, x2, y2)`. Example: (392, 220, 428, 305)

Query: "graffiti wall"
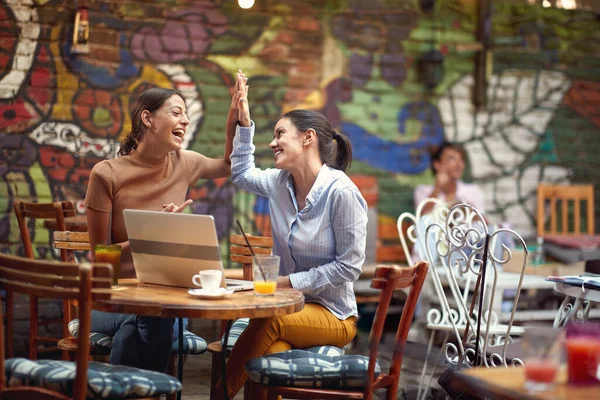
(1, 0, 600, 263)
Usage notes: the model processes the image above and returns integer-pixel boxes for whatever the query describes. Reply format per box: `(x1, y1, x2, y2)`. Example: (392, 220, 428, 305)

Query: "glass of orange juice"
(252, 255, 279, 296)
(95, 244, 122, 285)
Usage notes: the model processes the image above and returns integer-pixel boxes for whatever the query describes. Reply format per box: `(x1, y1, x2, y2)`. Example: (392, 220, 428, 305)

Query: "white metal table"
(552, 281, 600, 328)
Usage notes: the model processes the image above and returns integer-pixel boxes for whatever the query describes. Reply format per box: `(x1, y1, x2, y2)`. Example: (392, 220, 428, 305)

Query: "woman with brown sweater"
(83, 72, 248, 371)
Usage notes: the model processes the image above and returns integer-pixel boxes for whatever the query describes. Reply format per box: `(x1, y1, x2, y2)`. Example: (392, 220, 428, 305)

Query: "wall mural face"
(1, 0, 599, 262)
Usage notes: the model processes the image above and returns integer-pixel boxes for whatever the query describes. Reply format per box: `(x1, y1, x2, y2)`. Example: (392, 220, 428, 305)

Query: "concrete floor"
(176, 319, 441, 400)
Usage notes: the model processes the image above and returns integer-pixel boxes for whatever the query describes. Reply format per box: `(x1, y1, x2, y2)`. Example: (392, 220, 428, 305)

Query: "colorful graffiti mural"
(1, 0, 600, 263)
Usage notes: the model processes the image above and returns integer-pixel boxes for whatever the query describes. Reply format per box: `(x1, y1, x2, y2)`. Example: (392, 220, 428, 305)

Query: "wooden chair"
(12, 200, 76, 360)
(244, 262, 428, 400)
(537, 184, 595, 236)
(208, 234, 274, 400)
(52, 230, 206, 400)
(0, 252, 181, 400)
(53, 231, 91, 262)
(52, 230, 92, 355)
(229, 234, 274, 280)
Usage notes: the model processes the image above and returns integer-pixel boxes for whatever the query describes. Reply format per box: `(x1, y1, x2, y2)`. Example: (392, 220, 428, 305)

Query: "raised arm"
(196, 70, 248, 179)
(230, 70, 279, 196)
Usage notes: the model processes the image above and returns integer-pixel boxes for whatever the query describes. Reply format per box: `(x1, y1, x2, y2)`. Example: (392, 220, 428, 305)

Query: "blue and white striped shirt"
(231, 123, 368, 319)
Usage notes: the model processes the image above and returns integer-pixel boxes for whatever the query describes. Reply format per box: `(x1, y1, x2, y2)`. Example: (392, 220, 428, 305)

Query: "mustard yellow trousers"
(226, 303, 357, 398)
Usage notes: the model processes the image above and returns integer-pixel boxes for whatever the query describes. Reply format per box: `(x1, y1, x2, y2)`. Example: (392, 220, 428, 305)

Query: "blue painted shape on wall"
(63, 32, 139, 88)
(340, 102, 445, 174)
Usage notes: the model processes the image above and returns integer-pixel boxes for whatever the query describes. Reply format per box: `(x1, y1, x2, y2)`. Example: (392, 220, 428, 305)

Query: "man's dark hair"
(430, 140, 465, 175)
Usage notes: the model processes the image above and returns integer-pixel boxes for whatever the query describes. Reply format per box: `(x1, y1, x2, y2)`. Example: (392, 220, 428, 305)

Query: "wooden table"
(454, 366, 600, 400)
(43, 215, 88, 232)
(93, 279, 305, 400)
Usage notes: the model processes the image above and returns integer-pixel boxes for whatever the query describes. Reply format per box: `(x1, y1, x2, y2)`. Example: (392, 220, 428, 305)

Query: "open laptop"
(123, 209, 253, 291)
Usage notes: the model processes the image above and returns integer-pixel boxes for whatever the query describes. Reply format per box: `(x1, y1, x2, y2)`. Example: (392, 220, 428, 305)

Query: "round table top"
(92, 279, 305, 320)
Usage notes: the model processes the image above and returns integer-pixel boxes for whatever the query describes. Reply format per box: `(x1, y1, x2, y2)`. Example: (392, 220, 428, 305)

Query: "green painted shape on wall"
(377, 177, 415, 219)
(92, 108, 113, 128)
(531, 130, 559, 164)
(209, 4, 270, 55)
(31, 163, 52, 200)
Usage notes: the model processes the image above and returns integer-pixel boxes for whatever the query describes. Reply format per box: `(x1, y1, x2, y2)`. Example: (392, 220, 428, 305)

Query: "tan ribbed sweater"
(84, 149, 210, 244)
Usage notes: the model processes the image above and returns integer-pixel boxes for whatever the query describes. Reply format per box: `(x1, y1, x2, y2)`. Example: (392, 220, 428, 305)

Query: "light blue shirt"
(231, 123, 368, 319)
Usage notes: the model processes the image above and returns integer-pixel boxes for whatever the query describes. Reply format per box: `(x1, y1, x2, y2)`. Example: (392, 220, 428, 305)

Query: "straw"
(236, 220, 267, 282)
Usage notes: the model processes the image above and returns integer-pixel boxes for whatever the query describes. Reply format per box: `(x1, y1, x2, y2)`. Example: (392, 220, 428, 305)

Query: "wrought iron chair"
(399, 201, 529, 400)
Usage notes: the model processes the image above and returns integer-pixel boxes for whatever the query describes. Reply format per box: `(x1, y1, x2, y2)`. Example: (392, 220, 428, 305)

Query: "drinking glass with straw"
(236, 220, 279, 296)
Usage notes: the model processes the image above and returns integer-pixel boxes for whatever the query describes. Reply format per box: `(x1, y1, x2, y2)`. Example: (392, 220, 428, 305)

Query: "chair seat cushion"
(5, 358, 181, 399)
(245, 349, 380, 389)
(69, 319, 207, 355)
(221, 318, 250, 350)
(220, 319, 345, 356)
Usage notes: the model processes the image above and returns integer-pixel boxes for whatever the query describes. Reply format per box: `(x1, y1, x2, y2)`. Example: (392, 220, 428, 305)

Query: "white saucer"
(188, 288, 234, 300)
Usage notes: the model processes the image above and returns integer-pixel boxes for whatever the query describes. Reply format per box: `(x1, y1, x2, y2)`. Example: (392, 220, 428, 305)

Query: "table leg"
(177, 317, 184, 400)
(568, 297, 584, 325)
(222, 319, 234, 400)
(553, 295, 573, 329)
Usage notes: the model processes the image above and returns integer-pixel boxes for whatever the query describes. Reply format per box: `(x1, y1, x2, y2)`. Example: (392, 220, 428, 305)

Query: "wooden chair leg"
(266, 389, 279, 400)
(62, 300, 71, 361)
(210, 351, 224, 400)
(166, 355, 177, 400)
(6, 290, 14, 358)
(29, 296, 39, 360)
(244, 380, 268, 400)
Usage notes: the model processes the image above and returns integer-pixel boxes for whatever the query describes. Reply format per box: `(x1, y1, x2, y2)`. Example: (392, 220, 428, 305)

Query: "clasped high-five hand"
(231, 69, 250, 127)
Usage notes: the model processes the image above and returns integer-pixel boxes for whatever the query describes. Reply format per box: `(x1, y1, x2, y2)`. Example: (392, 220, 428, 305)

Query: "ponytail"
(331, 131, 352, 172)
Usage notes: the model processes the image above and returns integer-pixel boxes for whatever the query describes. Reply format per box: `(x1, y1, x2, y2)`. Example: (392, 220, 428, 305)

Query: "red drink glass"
(566, 323, 600, 385)
(522, 325, 563, 392)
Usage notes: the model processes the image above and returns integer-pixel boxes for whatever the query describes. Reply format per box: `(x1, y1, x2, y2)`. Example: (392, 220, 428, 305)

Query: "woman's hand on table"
(162, 199, 193, 213)
(277, 276, 292, 288)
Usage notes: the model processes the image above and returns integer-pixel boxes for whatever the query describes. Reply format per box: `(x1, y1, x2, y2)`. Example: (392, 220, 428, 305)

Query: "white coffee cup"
(192, 270, 222, 293)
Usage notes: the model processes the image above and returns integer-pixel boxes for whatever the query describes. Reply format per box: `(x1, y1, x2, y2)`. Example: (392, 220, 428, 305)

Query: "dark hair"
(118, 88, 183, 156)
(282, 110, 353, 172)
(430, 140, 465, 175)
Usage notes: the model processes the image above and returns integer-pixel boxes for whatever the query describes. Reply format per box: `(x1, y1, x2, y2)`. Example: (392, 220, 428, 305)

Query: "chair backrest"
(397, 197, 449, 266)
(537, 184, 595, 236)
(53, 231, 91, 262)
(424, 203, 528, 368)
(0, 252, 112, 400)
(13, 200, 76, 259)
(364, 262, 428, 399)
(229, 234, 274, 280)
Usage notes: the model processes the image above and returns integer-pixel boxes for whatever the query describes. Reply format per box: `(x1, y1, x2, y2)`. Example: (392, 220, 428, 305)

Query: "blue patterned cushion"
(220, 319, 345, 356)
(5, 358, 181, 399)
(246, 349, 380, 389)
(69, 319, 207, 355)
(171, 330, 207, 354)
(303, 345, 345, 356)
(68, 319, 112, 354)
(221, 318, 250, 350)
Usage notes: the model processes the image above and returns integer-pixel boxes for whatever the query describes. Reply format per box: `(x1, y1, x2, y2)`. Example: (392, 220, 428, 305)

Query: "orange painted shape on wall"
(349, 175, 378, 207)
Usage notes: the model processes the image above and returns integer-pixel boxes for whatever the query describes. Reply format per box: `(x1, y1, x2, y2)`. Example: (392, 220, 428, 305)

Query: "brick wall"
(1, 0, 600, 352)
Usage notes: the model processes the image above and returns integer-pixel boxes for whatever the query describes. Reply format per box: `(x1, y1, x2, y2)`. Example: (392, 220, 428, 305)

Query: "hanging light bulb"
(238, 0, 255, 9)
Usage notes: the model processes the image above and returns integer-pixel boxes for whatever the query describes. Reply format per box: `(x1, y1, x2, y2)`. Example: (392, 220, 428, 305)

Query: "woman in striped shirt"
(224, 71, 368, 399)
